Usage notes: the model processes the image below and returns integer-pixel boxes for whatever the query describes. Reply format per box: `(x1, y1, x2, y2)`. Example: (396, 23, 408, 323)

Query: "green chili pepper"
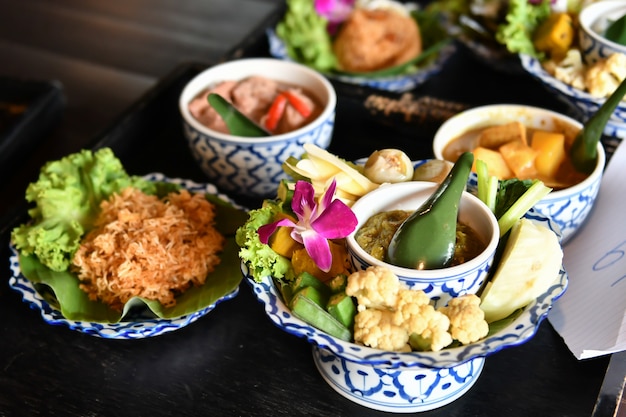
(386, 152, 474, 270)
(570, 77, 626, 174)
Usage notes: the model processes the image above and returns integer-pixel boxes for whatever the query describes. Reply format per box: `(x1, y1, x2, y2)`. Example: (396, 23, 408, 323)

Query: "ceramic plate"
(8, 173, 246, 339)
(245, 209, 568, 368)
(267, 28, 455, 93)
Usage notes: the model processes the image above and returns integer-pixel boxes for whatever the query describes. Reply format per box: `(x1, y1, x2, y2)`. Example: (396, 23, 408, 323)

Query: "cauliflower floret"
(551, 49, 586, 91)
(345, 265, 401, 311)
(353, 308, 411, 351)
(393, 288, 453, 352)
(585, 53, 626, 98)
(438, 294, 489, 345)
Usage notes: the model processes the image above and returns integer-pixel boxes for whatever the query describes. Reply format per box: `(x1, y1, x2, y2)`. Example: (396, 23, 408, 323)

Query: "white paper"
(549, 140, 626, 360)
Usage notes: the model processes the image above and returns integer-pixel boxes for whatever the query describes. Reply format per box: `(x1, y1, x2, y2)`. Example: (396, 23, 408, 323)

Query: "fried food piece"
(333, 8, 422, 73)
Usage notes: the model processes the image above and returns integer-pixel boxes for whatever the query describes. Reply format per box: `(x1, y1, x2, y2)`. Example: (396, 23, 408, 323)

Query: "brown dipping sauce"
(355, 210, 487, 268)
(188, 76, 324, 135)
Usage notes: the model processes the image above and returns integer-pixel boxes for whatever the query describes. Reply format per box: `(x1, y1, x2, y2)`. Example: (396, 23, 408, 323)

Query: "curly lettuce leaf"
(235, 200, 295, 283)
(16, 193, 247, 322)
(495, 0, 551, 56)
(11, 147, 153, 272)
(277, 0, 337, 71)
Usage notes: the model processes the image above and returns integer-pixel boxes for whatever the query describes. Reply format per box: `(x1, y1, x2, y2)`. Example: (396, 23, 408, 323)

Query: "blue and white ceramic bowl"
(8, 173, 244, 339)
(244, 210, 567, 412)
(267, 28, 455, 93)
(578, 0, 626, 66)
(345, 181, 500, 309)
(520, 54, 626, 141)
(432, 104, 605, 244)
(179, 58, 337, 199)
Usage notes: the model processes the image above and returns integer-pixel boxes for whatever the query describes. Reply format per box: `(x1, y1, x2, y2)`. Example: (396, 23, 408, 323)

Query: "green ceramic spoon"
(207, 93, 270, 137)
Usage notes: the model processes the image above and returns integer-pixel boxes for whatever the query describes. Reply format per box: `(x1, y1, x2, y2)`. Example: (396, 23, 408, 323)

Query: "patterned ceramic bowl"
(519, 54, 626, 141)
(179, 58, 337, 199)
(345, 181, 500, 309)
(267, 28, 455, 93)
(432, 104, 605, 244)
(578, 0, 626, 66)
(244, 210, 567, 412)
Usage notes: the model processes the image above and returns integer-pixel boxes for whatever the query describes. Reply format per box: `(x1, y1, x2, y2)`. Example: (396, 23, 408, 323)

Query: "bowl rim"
(579, 0, 626, 53)
(431, 103, 606, 199)
(346, 180, 500, 280)
(178, 58, 337, 143)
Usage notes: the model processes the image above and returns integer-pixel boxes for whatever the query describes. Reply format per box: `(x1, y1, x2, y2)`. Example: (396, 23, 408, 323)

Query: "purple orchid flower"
(258, 179, 357, 273)
(314, 0, 355, 34)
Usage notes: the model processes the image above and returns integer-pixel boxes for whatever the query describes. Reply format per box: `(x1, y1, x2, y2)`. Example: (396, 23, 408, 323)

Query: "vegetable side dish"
(431, 0, 626, 98)
(188, 76, 322, 135)
(275, 0, 448, 75)
(237, 144, 563, 352)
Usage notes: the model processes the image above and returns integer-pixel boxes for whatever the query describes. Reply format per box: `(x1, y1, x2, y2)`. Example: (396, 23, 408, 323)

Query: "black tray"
(0, 77, 64, 179)
(1, 8, 623, 417)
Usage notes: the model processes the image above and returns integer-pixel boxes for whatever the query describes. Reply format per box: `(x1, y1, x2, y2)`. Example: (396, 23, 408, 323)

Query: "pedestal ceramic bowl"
(179, 58, 337, 199)
(244, 209, 567, 413)
(432, 104, 605, 244)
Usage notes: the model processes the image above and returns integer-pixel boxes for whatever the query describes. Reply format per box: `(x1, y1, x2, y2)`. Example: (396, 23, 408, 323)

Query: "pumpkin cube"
(531, 130, 566, 178)
(499, 141, 538, 179)
(478, 121, 527, 148)
(533, 12, 575, 59)
(472, 147, 514, 179)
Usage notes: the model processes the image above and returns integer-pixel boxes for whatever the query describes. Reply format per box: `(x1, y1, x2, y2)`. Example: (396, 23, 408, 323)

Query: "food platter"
(8, 173, 246, 339)
(267, 28, 456, 92)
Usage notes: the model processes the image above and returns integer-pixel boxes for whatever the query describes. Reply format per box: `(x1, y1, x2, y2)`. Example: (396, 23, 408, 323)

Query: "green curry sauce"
(355, 210, 486, 268)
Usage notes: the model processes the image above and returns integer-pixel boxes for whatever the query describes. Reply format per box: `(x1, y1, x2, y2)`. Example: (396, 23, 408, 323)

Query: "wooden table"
(0, 1, 624, 416)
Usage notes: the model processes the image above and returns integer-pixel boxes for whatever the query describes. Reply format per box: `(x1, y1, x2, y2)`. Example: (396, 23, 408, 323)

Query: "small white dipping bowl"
(179, 58, 337, 198)
(578, 0, 626, 65)
(432, 104, 605, 244)
(346, 181, 500, 309)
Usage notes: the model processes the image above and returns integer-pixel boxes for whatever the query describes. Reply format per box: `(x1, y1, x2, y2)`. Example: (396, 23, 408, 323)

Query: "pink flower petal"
(301, 230, 333, 272)
(292, 180, 316, 219)
(258, 218, 296, 244)
(311, 199, 357, 239)
(318, 179, 337, 212)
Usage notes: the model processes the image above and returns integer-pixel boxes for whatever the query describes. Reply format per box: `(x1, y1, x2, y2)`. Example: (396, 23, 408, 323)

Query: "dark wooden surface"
(0, 1, 624, 416)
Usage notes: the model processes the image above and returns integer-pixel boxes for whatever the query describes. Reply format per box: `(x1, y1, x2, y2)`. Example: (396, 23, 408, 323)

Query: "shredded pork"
(72, 187, 225, 310)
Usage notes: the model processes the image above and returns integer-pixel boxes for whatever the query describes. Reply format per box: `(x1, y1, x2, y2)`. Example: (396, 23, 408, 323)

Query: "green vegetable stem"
(386, 152, 474, 270)
(570, 76, 626, 174)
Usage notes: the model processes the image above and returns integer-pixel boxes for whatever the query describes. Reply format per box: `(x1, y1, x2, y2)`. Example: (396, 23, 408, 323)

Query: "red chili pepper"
(283, 91, 312, 118)
(265, 93, 288, 132)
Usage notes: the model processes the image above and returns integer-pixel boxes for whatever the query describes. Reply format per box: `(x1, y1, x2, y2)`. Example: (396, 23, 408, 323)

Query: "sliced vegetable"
(326, 292, 356, 329)
(480, 218, 563, 323)
(328, 274, 347, 294)
(283, 91, 312, 118)
(386, 152, 474, 269)
(265, 93, 288, 132)
(292, 272, 331, 297)
(496, 179, 552, 237)
(290, 291, 352, 341)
